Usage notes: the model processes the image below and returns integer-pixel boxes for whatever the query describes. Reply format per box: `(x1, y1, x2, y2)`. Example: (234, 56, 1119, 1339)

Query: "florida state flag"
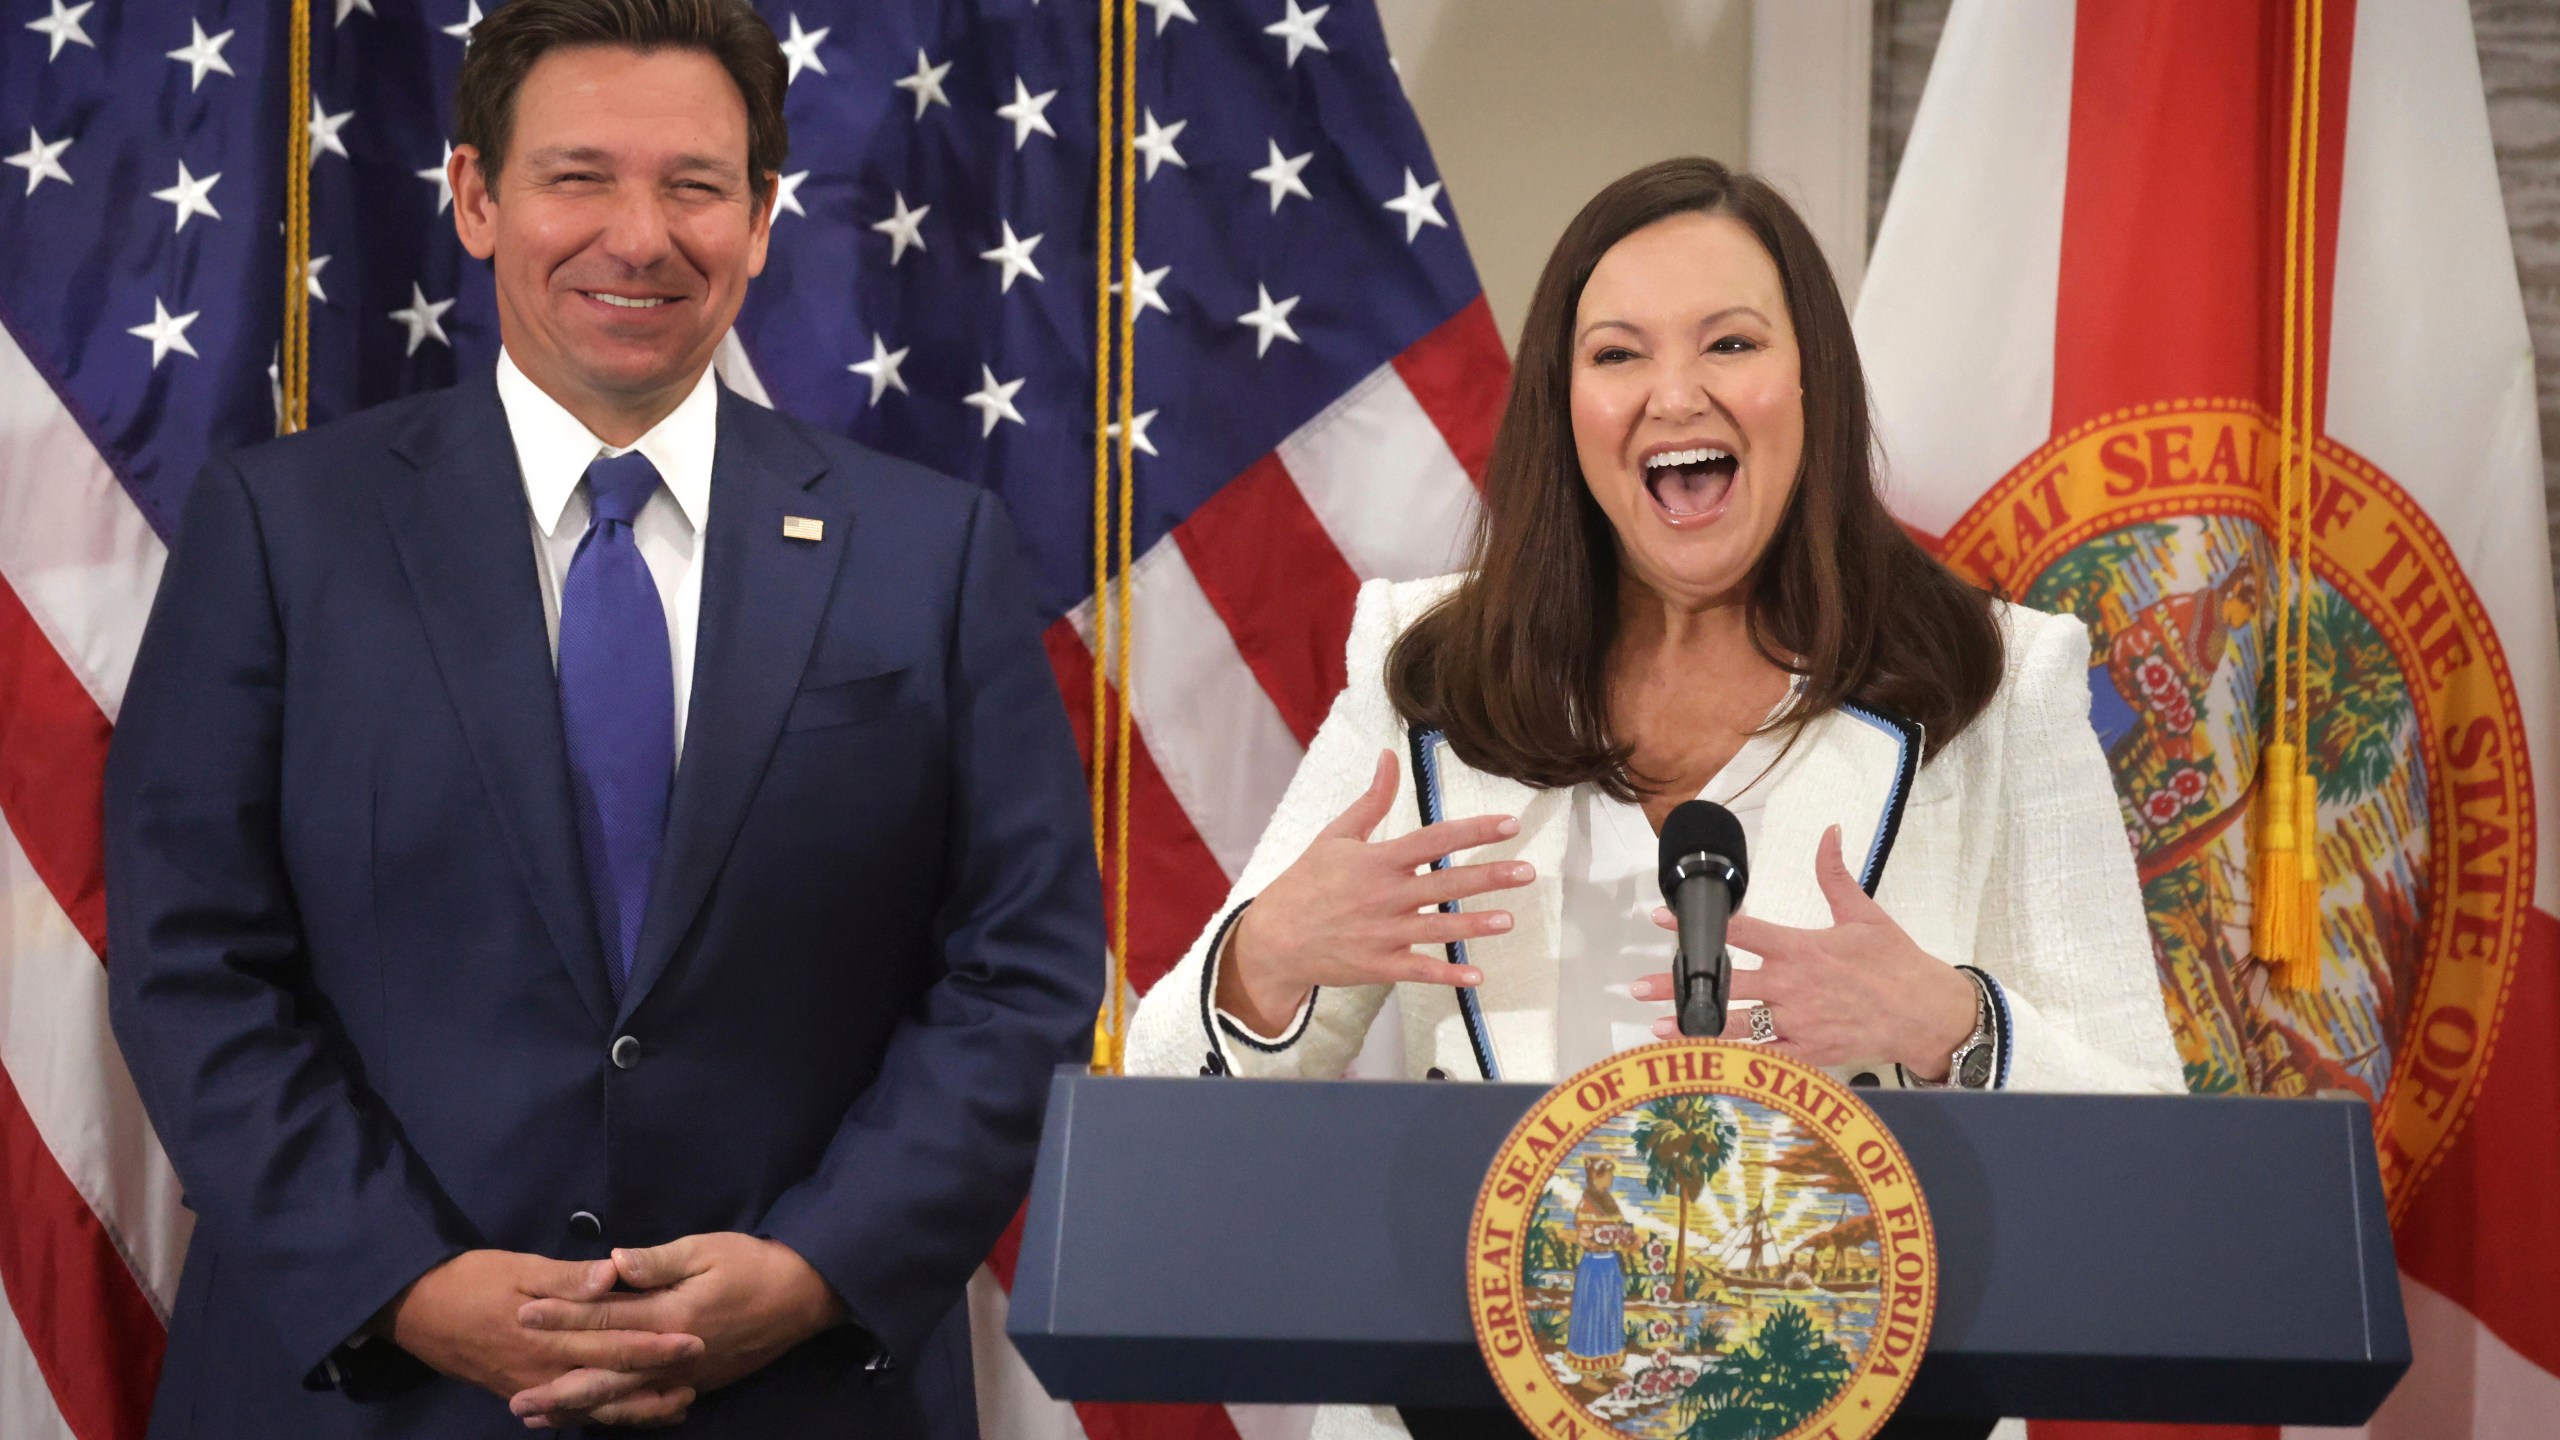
(1857, 1, 2559, 1435)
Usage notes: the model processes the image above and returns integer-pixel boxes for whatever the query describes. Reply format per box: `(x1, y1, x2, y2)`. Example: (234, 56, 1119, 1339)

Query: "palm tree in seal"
(1632, 1095, 1737, 1300)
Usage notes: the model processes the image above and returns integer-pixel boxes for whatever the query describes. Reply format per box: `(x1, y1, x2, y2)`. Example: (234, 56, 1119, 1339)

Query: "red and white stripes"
(1050, 298, 1508, 995)
(974, 298, 1508, 1440)
(0, 316, 185, 1439)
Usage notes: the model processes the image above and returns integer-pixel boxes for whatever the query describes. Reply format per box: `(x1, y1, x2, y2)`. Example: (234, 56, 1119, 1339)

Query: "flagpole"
(1106, 0, 1141, 1077)
(1089, 0, 1139, 1074)
(281, 0, 313, 435)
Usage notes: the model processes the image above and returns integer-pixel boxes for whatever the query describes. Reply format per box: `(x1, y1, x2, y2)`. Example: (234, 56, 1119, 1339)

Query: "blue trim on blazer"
(1835, 702, 1924, 896)
(1410, 728, 1501, 1080)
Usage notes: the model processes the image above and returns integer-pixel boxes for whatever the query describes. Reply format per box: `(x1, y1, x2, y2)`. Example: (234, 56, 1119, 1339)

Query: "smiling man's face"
(452, 43, 771, 441)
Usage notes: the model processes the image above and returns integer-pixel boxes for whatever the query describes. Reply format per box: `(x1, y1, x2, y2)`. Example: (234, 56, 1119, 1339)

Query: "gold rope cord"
(1088, 0, 1140, 1073)
(2253, 0, 2324, 988)
(2291, 0, 2328, 980)
(280, 0, 314, 434)
(1086, 0, 1117, 882)
(1105, 0, 1140, 1076)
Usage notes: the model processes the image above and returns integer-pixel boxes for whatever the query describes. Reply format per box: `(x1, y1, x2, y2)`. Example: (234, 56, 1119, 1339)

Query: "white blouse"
(1552, 718, 1781, 1074)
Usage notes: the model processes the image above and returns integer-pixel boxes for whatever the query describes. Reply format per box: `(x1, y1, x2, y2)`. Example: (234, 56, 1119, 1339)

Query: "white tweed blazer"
(1125, 574, 2183, 1094)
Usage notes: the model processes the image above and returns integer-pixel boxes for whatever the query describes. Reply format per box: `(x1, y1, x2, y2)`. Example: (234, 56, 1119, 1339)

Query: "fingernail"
(1486, 912, 1512, 931)
(1651, 906, 1672, 922)
(1459, 969, 1482, 986)
(1510, 862, 1536, 882)
(1630, 979, 1655, 1000)
(1653, 1018, 1675, 1036)
(1497, 816, 1520, 836)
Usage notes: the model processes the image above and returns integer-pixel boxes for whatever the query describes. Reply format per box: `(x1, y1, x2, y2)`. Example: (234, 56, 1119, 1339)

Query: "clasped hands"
(385, 1232, 847, 1430)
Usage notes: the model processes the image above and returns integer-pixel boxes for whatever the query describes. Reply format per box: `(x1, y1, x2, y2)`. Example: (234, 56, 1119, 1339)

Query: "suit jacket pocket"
(785, 667, 911, 733)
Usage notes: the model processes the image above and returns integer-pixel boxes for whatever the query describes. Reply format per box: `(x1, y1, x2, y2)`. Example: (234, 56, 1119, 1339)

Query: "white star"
(1115, 261, 1170, 318)
(894, 49, 953, 119)
(978, 220, 1045, 293)
(1132, 109, 1187, 181)
(778, 13, 829, 84)
(304, 253, 331, 303)
(335, 0, 374, 25)
(1107, 408, 1160, 458)
(127, 298, 201, 368)
(774, 169, 810, 219)
(870, 190, 929, 264)
(1138, 0, 1195, 35)
(308, 99, 355, 166)
(847, 333, 909, 406)
(152, 161, 223, 233)
(1236, 284, 1302, 358)
(1249, 140, 1313, 212)
(389, 283, 455, 355)
(962, 365, 1027, 437)
(5, 128, 73, 196)
(416, 142, 454, 212)
(996, 77, 1059, 150)
(24, 0, 93, 61)
(167, 21, 236, 90)
(1383, 166, 1448, 242)
(441, 0, 481, 46)
(1263, 0, 1330, 66)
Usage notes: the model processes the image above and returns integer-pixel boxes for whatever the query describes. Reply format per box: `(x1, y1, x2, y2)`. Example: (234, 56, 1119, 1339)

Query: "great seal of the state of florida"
(1466, 1043, 1936, 1440)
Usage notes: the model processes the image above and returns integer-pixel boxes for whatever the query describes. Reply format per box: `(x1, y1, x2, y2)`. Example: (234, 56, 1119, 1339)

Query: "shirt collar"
(496, 348, 718, 539)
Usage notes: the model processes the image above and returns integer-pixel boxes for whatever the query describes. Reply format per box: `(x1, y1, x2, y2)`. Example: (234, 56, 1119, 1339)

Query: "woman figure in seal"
(1567, 1157, 1632, 1377)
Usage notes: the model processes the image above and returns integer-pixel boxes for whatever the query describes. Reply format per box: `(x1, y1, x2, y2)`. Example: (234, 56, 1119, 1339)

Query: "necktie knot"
(585, 450, 662, 528)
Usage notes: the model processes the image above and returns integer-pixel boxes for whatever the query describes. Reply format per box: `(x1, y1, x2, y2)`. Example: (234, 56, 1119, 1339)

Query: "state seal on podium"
(1466, 1044, 1937, 1440)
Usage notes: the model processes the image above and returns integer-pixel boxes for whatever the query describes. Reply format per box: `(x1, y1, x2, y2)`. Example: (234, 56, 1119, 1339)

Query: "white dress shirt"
(495, 350, 716, 757)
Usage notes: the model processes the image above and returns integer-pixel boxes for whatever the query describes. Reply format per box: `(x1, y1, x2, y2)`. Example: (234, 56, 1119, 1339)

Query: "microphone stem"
(1674, 877, 1732, 1037)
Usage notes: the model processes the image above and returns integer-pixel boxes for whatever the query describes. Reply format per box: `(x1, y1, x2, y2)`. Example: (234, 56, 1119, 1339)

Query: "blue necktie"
(559, 451, 674, 998)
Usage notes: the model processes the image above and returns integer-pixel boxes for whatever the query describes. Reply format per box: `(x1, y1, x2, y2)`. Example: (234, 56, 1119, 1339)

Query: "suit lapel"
(1422, 737, 1565, 1082)
(620, 389, 846, 1016)
(1745, 705, 1922, 932)
(380, 373, 617, 1027)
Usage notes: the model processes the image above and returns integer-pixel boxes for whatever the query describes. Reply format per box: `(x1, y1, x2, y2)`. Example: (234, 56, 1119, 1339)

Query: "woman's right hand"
(1216, 749, 1536, 1036)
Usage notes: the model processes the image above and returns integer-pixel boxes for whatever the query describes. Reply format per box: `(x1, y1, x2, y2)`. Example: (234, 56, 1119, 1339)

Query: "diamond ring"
(1748, 1003, 1778, 1043)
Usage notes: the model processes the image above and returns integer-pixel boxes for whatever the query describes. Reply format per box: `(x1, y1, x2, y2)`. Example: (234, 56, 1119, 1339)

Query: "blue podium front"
(1005, 1073, 2406, 1428)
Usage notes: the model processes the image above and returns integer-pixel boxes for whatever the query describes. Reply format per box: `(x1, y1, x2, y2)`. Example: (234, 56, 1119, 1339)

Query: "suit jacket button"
(611, 1035, 641, 1070)
(569, 1211, 603, 1241)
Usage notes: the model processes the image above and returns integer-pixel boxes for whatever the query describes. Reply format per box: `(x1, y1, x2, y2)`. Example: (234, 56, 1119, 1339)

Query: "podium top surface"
(1007, 1072, 2407, 1426)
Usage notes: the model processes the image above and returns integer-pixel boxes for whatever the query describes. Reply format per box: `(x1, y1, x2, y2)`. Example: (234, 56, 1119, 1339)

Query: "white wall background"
(1375, 0, 1756, 347)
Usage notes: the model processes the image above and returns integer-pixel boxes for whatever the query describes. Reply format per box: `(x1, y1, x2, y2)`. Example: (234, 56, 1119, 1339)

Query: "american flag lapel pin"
(782, 516, 825, 542)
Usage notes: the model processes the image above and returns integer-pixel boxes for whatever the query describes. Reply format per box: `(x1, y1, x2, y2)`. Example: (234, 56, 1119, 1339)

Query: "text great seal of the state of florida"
(1466, 1042, 1937, 1440)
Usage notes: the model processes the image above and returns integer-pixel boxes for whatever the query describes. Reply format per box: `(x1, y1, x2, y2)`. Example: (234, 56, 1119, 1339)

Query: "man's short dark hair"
(454, 0, 788, 204)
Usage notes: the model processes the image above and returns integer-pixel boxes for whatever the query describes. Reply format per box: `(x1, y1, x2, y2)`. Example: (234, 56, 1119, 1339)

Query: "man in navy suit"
(103, 0, 1103, 1433)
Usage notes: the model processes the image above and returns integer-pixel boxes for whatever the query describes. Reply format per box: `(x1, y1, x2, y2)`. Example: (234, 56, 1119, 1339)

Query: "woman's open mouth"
(1642, 446, 1738, 519)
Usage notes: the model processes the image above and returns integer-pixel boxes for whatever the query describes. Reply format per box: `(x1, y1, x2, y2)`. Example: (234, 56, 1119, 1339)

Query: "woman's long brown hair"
(1386, 157, 2003, 801)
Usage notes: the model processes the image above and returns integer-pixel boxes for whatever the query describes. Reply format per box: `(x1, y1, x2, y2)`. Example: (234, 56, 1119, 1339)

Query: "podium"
(1006, 1072, 2408, 1433)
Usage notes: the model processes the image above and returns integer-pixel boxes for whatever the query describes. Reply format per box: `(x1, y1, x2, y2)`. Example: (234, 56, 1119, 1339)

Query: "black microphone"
(1658, 800, 1749, 1039)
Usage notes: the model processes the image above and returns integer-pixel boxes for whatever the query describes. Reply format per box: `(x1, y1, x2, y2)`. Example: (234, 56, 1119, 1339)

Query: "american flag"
(0, 0, 1507, 1436)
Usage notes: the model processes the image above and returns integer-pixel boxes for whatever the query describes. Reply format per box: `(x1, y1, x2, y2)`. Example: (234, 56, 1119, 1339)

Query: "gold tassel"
(2276, 759, 2323, 991)
(2252, 743, 2310, 976)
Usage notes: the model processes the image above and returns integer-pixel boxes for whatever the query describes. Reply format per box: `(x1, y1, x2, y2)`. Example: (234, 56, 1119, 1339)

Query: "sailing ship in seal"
(1708, 1196, 1883, 1294)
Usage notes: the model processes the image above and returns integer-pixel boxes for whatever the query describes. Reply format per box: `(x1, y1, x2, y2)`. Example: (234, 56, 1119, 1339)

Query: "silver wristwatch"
(1909, 967, 1998, 1090)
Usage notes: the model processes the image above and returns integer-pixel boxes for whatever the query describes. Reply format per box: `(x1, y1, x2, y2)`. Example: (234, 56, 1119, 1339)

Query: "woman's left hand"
(1632, 825, 1979, 1076)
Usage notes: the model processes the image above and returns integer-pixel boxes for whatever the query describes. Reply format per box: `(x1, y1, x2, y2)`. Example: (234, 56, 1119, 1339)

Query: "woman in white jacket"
(1126, 157, 2180, 1099)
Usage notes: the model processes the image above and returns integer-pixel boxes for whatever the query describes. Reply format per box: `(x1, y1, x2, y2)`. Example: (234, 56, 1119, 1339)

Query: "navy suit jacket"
(104, 370, 1104, 1437)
